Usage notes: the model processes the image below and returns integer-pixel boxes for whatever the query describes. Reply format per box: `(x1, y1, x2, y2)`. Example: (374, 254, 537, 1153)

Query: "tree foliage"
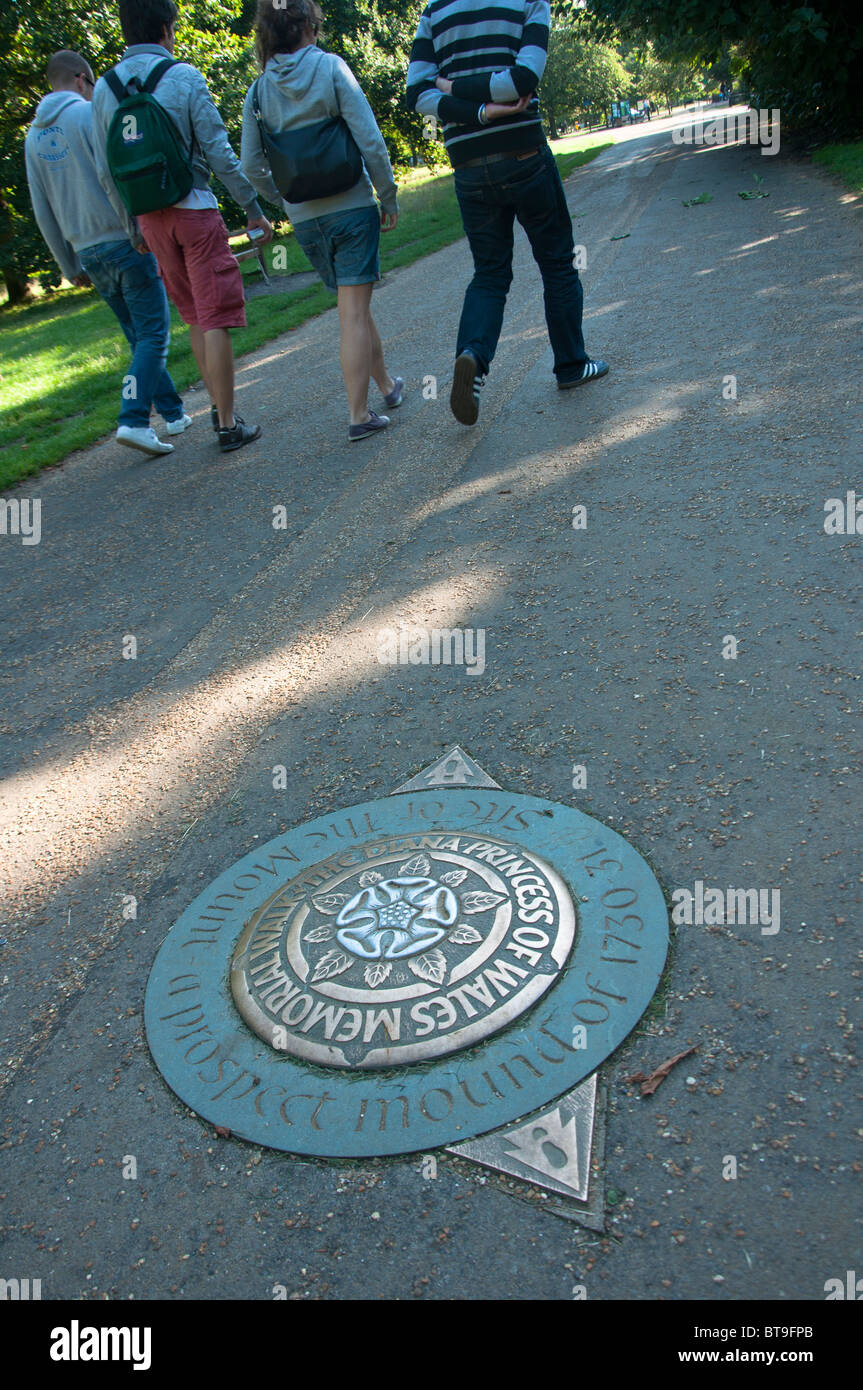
(540, 22, 627, 135)
(622, 43, 705, 114)
(575, 0, 863, 134)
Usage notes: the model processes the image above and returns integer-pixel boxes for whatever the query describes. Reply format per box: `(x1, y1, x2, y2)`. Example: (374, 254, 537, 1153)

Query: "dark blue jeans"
(453, 143, 588, 381)
(77, 239, 184, 429)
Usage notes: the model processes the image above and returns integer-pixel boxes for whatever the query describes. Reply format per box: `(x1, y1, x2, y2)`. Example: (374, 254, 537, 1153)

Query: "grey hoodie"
(240, 47, 397, 225)
(91, 44, 262, 217)
(25, 92, 133, 281)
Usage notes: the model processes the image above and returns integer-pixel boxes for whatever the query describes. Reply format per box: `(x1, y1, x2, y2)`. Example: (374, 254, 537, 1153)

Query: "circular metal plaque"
(230, 833, 575, 1068)
(144, 787, 669, 1157)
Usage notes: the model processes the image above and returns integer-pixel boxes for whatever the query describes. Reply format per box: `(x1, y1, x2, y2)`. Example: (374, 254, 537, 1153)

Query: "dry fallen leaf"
(625, 1045, 699, 1097)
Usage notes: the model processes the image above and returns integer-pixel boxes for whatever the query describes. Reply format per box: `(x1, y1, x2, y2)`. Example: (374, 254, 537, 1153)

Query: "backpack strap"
(103, 69, 128, 103)
(142, 57, 181, 94)
(251, 77, 269, 158)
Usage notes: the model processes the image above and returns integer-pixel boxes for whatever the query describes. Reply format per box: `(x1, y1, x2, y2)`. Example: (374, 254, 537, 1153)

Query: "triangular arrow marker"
(392, 745, 501, 793)
(447, 1073, 597, 1203)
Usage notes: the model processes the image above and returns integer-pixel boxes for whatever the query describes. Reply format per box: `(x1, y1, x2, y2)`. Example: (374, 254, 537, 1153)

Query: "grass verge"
(811, 140, 863, 194)
(0, 140, 610, 489)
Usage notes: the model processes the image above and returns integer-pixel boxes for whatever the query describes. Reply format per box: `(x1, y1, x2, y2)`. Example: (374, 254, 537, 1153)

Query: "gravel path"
(1, 111, 860, 1300)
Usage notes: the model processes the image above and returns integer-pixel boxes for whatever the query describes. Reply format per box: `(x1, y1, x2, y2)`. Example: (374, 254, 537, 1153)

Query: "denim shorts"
(293, 204, 380, 292)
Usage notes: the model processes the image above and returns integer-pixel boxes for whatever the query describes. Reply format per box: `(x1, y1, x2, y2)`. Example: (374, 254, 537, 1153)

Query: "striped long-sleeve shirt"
(406, 0, 550, 166)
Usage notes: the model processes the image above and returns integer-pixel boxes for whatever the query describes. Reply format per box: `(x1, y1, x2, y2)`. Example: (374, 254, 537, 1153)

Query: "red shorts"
(137, 207, 246, 331)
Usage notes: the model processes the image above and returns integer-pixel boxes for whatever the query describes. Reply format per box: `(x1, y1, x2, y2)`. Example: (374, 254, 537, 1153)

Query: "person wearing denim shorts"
(25, 48, 187, 457)
(407, 0, 608, 425)
(241, 0, 402, 442)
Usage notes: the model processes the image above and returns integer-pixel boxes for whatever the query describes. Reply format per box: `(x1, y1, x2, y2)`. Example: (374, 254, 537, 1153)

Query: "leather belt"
(457, 147, 542, 168)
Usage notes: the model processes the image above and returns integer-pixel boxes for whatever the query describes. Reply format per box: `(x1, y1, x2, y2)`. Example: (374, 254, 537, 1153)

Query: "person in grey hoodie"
(92, 0, 273, 454)
(25, 48, 188, 457)
(241, 0, 401, 442)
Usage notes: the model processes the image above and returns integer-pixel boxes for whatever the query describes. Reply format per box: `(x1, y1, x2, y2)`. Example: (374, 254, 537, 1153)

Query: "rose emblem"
(336, 876, 457, 960)
(306, 853, 506, 988)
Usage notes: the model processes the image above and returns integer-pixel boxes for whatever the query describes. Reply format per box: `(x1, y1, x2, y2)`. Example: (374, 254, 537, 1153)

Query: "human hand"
(71, 273, 91, 287)
(135, 241, 150, 255)
(483, 93, 533, 121)
(435, 76, 452, 94)
(247, 214, 273, 245)
(380, 209, 398, 231)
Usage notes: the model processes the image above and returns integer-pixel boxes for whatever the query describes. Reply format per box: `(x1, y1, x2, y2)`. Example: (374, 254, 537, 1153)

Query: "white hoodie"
(25, 91, 132, 281)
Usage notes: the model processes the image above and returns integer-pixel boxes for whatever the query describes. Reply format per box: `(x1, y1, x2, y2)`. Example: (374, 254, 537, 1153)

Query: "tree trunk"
(2, 266, 30, 307)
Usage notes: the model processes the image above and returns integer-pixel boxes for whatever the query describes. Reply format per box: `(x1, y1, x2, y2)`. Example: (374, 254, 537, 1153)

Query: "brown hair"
(255, 0, 324, 68)
(119, 0, 179, 46)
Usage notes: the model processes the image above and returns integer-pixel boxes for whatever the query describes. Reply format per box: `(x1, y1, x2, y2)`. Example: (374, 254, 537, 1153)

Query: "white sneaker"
(116, 426, 174, 456)
(164, 413, 193, 435)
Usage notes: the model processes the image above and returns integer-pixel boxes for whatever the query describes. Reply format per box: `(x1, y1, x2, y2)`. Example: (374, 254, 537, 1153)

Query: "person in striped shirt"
(406, 0, 608, 423)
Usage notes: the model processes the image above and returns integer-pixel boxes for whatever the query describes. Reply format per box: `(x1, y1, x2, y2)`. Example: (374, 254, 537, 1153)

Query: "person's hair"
(255, 0, 323, 68)
(118, 0, 179, 46)
(46, 50, 91, 89)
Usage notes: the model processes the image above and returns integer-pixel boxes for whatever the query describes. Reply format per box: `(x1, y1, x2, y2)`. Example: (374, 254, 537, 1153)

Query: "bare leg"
(202, 327, 235, 428)
(368, 313, 394, 397)
(188, 324, 214, 399)
(337, 283, 376, 424)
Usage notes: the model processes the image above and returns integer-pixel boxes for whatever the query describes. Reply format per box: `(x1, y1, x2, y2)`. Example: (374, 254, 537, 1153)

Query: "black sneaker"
(558, 359, 609, 389)
(218, 417, 261, 452)
(450, 351, 485, 425)
(213, 407, 250, 433)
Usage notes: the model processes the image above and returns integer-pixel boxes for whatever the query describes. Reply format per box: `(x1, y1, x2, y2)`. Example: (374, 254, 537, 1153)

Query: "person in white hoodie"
(241, 0, 402, 442)
(25, 49, 189, 456)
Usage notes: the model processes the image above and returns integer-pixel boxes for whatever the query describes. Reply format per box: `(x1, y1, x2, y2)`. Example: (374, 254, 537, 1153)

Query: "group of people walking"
(25, 0, 608, 458)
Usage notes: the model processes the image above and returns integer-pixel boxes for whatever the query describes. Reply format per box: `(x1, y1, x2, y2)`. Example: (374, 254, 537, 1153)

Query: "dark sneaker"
(383, 376, 405, 409)
(348, 410, 390, 442)
(558, 359, 609, 389)
(450, 351, 485, 425)
(213, 407, 250, 433)
(218, 417, 261, 452)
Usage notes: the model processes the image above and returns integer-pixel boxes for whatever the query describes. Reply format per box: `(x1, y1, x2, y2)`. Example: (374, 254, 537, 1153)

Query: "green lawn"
(0, 139, 610, 489)
(811, 140, 863, 194)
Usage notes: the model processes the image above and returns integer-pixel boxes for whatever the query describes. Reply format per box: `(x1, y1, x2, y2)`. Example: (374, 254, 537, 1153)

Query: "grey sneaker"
(450, 351, 485, 425)
(383, 376, 405, 409)
(348, 410, 390, 442)
(558, 359, 609, 389)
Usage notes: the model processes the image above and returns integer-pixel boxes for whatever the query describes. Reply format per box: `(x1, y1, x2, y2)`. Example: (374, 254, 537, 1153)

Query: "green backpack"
(104, 58, 194, 214)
